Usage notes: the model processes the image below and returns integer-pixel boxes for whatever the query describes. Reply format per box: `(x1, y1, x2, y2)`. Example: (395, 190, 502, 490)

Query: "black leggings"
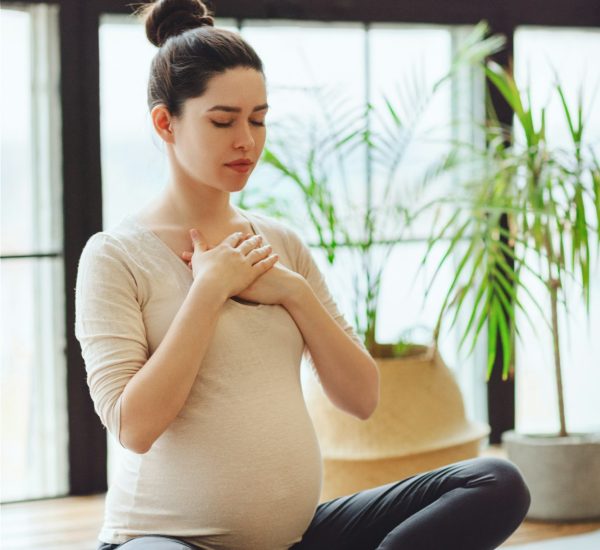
(97, 456, 531, 550)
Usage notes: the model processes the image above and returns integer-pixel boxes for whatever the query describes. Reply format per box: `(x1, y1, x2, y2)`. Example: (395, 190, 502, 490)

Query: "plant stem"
(546, 240, 568, 437)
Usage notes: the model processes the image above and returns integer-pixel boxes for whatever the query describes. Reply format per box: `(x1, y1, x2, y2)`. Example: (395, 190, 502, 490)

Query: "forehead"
(196, 67, 267, 111)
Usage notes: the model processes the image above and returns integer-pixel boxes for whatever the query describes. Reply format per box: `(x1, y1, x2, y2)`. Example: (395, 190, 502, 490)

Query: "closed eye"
(211, 120, 266, 128)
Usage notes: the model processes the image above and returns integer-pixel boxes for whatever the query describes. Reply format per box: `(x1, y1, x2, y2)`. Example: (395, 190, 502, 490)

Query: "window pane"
(1, 7, 62, 256)
(1, 257, 68, 502)
(1, 9, 34, 255)
(0, 5, 66, 503)
(368, 24, 454, 339)
(369, 24, 453, 232)
(514, 27, 600, 434)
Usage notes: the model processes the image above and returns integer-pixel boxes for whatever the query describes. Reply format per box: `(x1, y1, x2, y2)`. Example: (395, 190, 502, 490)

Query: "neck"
(143, 148, 243, 229)
(160, 182, 235, 228)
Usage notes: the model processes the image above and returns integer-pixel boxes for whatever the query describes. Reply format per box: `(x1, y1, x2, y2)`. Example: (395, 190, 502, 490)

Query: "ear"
(151, 104, 175, 144)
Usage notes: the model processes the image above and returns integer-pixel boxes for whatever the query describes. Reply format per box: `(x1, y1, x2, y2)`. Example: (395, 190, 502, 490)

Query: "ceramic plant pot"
(502, 430, 600, 521)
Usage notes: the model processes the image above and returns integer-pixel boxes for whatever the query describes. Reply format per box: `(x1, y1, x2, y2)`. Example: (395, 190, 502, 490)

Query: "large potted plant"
(421, 59, 600, 520)
(248, 23, 501, 502)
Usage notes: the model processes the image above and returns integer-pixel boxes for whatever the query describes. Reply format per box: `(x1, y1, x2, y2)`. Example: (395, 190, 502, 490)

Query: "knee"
(472, 457, 531, 518)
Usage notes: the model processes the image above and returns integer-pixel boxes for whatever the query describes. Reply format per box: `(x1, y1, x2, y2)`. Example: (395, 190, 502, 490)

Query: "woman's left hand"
(234, 261, 304, 305)
(181, 234, 305, 306)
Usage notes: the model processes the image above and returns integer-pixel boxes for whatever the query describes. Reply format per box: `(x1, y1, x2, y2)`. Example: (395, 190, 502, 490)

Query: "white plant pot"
(502, 430, 600, 521)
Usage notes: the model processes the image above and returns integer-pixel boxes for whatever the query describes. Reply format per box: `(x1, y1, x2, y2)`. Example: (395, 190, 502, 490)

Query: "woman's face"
(168, 67, 268, 192)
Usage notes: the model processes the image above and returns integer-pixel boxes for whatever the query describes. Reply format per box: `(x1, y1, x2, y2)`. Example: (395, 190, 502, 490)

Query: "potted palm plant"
(245, 23, 502, 502)
(421, 59, 600, 520)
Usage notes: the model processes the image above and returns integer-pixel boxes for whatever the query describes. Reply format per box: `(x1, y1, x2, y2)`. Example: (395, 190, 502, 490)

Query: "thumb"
(190, 228, 209, 252)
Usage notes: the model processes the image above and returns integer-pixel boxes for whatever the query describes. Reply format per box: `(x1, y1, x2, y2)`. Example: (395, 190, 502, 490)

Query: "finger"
(190, 228, 209, 252)
(236, 233, 254, 246)
(181, 251, 193, 259)
(255, 253, 279, 271)
(223, 231, 245, 247)
(238, 235, 263, 255)
(247, 243, 272, 263)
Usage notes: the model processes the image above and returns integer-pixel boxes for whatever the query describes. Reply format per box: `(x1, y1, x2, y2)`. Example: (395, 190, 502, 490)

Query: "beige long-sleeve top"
(74, 208, 366, 549)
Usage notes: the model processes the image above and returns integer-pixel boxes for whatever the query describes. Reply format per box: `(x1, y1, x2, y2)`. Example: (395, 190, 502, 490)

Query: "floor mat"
(506, 529, 600, 549)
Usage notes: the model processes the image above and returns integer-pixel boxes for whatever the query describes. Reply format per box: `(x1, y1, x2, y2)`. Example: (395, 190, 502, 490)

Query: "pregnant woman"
(74, 1, 531, 548)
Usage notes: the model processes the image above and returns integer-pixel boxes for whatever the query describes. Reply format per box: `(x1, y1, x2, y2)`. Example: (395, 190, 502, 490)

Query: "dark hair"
(135, 0, 264, 118)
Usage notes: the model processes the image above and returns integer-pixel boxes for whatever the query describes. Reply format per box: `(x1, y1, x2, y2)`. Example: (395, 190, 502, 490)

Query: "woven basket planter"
(302, 345, 490, 503)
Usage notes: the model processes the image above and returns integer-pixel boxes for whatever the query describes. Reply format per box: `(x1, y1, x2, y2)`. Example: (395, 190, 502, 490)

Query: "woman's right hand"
(186, 228, 279, 298)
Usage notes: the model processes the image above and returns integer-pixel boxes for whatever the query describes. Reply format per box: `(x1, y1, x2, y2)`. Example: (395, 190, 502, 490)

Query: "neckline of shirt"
(123, 207, 265, 309)
(125, 206, 259, 262)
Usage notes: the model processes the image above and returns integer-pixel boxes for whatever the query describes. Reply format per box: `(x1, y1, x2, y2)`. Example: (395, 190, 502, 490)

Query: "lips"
(225, 159, 253, 166)
(225, 163, 252, 174)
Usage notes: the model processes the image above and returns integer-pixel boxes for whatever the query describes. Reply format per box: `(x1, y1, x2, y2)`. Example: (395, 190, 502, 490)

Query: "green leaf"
(468, 283, 494, 358)
(420, 208, 463, 269)
(485, 62, 525, 121)
(496, 298, 513, 380)
(383, 94, 402, 128)
(448, 247, 486, 332)
(491, 265, 534, 334)
(423, 218, 472, 301)
(487, 298, 499, 379)
(557, 83, 577, 146)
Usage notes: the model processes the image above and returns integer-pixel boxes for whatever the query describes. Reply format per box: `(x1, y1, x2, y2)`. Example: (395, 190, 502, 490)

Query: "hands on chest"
(180, 230, 304, 306)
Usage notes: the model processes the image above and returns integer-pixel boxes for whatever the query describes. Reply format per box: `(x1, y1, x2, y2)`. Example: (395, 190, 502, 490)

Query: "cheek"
(256, 128, 267, 148)
(173, 130, 215, 176)
(182, 127, 218, 157)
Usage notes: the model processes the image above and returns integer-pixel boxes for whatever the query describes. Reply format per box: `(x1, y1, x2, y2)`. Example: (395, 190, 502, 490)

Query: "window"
(1, 4, 66, 502)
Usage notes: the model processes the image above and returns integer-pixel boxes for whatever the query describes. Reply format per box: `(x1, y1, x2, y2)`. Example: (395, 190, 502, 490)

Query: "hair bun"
(141, 0, 215, 48)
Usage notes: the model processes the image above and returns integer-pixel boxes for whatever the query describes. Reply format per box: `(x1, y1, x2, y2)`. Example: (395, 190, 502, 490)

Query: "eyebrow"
(207, 103, 269, 113)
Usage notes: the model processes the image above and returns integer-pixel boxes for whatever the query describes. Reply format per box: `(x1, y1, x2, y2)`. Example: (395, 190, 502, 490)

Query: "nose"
(233, 121, 255, 151)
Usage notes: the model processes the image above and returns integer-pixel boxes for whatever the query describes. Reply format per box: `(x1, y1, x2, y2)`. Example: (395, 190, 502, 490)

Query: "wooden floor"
(2, 445, 599, 549)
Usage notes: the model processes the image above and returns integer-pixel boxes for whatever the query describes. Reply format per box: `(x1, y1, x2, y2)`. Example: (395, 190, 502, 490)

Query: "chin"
(228, 179, 249, 191)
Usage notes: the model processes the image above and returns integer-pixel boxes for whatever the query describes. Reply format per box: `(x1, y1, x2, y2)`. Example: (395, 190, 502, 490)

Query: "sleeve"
(74, 233, 149, 449)
(283, 225, 369, 381)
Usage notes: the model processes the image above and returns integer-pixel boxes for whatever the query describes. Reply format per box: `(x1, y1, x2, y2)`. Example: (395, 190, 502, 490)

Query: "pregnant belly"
(132, 393, 323, 547)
